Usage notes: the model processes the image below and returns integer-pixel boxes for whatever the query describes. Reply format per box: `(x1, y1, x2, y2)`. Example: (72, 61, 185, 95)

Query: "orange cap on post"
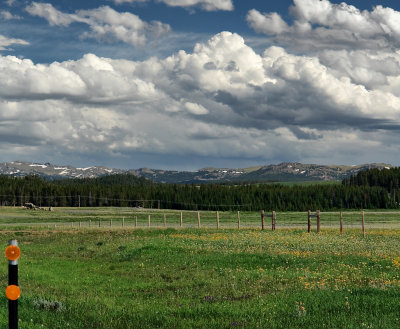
(5, 285, 21, 300)
(5, 245, 20, 261)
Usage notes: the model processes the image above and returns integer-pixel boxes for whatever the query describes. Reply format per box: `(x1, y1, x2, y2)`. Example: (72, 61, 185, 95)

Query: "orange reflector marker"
(5, 285, 20, 301)
(5, 245, 20, 261)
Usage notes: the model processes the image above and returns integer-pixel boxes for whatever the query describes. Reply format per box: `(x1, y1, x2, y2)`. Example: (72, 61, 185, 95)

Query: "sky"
(1, 0, 400, 170)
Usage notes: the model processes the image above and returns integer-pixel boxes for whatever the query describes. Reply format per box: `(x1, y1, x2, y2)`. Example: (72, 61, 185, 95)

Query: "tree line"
(0, 168, 398, 211)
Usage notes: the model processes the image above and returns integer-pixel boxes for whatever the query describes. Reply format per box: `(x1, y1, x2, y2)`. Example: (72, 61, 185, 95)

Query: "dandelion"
(295, 301, 307, 317)
(393, 257, 400, 267)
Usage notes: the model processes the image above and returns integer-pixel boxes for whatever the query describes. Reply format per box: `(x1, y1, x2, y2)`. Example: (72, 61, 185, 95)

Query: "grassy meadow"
(0, 207, 399, 328)
(1, 206, 400, 230)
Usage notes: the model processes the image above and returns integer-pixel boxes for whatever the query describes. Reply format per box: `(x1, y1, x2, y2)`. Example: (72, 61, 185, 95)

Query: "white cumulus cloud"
(26, 2, 78, 26)
(2, 29, 400, 167)
(26, 2, 170, 46)
(247, 9, 289, 35)
(247, 0, 400, 51)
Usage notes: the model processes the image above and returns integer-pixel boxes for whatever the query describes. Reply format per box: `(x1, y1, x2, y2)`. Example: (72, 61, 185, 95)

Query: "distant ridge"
(0, 161, 393, 184)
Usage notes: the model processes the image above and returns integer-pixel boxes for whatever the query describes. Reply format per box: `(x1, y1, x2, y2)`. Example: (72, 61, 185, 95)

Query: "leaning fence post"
(261, 210, 265, 230)
(5, 240, 21, 329)
(197, 212, 201, 228)
(362, 211, 366, 237)
(307, 210, 311, 233)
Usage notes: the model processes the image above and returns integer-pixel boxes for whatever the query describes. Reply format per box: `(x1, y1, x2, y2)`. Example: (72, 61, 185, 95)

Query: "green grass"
(1, 206, 400, 230)
(266, 180, 342, 186)
(0, 226, 399, 328)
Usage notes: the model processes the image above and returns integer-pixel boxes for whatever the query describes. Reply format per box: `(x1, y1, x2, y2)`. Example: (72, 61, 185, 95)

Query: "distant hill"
(0, 161, 393, 184)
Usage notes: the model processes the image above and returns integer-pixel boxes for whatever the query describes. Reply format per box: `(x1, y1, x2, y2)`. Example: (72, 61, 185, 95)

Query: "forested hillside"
(0, 173, 396, 211)
(343, 167, 400, 190)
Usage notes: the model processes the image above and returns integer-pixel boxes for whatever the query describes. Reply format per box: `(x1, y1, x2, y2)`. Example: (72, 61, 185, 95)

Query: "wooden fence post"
(362, 211, 366, 237)
(272, 211, 276, 231)
(237, 211, 241, 229)
(197, 212, 201, 228)
(148, 215, 151, 228)
(122, 217, 125, 227)
(261, 210, 265, 230)
(317, 210, 321, 233)
(307, 210, 311, 233)
(216, 211, 220, 229)
(180, 212, 183, 228)
(340, 211, 343, 234)
(163, 214, 166, 227)
(135, 216, 137, 228)
(110, 219, 112, 227)
(98, 220, 101, 228)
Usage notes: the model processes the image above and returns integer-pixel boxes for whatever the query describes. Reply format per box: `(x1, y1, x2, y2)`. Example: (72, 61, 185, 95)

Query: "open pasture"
(0, 207, 399, 328)
(1, 206, 400, 231)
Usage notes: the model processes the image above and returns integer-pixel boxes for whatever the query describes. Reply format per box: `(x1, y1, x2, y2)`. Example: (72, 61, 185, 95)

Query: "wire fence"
(0, 195, 255, 211)
(1, 208, 400, 232)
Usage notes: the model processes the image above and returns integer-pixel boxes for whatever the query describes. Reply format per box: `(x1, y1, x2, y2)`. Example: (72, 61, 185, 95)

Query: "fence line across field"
(3, 210, 400, 234)
(0, 195, 253, 210)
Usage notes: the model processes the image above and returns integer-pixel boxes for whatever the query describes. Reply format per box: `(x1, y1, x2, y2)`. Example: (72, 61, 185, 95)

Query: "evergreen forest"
(0, 167, 399, 211)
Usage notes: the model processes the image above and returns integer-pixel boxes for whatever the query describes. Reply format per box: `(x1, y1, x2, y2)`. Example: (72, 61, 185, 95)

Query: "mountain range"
(0, 161, 393, 184)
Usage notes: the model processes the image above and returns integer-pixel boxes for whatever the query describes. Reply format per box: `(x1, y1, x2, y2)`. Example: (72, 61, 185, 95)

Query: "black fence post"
(5, 240, 21, 329)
